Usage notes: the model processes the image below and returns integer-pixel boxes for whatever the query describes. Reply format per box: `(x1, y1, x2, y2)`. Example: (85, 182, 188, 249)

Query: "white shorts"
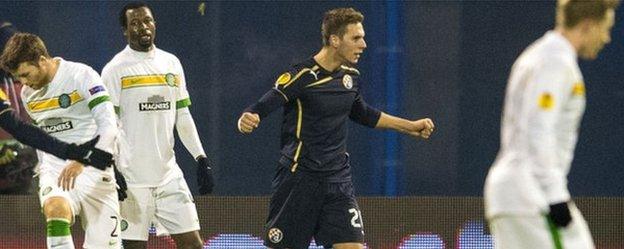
(120, 176, 200, 241)
(39, 172, 121, 249)
(489, 204, 594, 249)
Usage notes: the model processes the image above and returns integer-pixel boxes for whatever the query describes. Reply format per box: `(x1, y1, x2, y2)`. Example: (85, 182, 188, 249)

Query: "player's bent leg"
(122, 240, 147, 249)
(333, 242, 365, 249)
(171, 230, 204, 249)
(43, 197, 74, 249)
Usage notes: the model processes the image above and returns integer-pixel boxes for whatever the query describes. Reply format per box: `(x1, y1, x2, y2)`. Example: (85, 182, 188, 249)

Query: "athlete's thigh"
(314, 181, 364, 248)
(561, 204, 595, 249)
(153, 177, 200, 235)
(120, 187, 154, 241)
(79, 184, 122, 249)
(263, 170, 324, 249)
(489, 215, 554, 249)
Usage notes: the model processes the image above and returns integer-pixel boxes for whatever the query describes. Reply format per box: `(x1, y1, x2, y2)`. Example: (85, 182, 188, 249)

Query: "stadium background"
(0, 1, 623, 248)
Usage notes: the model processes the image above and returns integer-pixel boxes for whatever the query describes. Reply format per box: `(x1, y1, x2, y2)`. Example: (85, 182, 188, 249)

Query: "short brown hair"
(321, 8, 364, 46)
(0, 32, 50, 72)
(557, 0, 620, 28)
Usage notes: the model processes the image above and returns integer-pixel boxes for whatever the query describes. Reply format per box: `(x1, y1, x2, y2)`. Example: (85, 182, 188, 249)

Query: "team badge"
(342, 74, 353, 89)
(276, 72, 291, 86)
(165, 73, 176, 87)
(41, 186, 52, 196)
(538, 92, 554, 110)
(120, 220, 128, 231)
(268, 228, 283, 243)
(58, 94, 71, 108)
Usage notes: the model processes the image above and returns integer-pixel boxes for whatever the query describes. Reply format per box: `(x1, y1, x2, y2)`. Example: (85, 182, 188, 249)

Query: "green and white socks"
(46, 218, 74, 249)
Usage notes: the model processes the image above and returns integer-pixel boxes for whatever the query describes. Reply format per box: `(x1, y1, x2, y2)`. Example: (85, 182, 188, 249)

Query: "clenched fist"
(237, 112, 260, 134)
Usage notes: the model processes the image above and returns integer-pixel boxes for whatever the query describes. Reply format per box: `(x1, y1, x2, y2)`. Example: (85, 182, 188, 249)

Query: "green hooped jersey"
(101, 46, 190, 187)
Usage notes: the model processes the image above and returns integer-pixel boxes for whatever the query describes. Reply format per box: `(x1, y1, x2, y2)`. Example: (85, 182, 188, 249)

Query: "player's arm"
(0, 103, 112, 168)
(348, 93, 435, 139)
(81, 69, 119, 154)
(526, 58, 574, 227)
(173, 60, 214, 194)
(238, 69, 315, 134)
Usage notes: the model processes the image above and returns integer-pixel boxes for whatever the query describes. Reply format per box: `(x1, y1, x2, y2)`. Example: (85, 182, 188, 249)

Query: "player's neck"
(44, 58, 60, 85)
(555, 26, 584, 54)
(314, 47, 342, 72)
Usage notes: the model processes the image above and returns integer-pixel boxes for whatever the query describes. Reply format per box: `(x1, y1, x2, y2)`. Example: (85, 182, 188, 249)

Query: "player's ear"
(330, 35, 339, 48)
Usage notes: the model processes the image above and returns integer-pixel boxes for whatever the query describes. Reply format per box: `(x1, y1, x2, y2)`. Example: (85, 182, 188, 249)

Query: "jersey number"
(349, 208, 363, 228)
(110, 216, 119, 237)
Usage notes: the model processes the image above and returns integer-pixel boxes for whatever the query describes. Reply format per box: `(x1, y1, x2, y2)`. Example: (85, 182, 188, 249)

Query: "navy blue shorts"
(263, 167, 364, 249)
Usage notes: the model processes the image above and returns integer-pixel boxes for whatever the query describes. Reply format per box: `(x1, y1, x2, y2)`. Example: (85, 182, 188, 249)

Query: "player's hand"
(548, 202, 572, 227)
(0, 145, 17, 165)
(65, 136, 114, 170)
(196, 156, 214, 195)
(113, 165, 128, 201)
(237, 112, 260, 134)
(406, 118, 435, 139)
(58, 161, 84, 191)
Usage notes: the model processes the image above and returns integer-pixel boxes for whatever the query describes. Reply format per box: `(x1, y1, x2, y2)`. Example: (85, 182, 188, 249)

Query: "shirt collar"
(124, 45, 157, 59)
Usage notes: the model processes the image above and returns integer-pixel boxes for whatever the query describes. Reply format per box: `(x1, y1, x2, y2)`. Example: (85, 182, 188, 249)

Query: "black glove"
(65, 136, 113, 170)
(548, 202, 572, 228)
(196, 156, 214, 195)
(113, 165, 128, 201)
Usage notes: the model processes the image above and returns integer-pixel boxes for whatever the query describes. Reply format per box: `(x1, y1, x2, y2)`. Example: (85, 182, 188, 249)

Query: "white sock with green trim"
(46, 218, 74, 249)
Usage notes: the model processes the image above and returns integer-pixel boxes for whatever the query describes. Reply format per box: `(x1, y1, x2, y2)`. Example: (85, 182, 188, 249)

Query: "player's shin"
(46, 218, 74, 249)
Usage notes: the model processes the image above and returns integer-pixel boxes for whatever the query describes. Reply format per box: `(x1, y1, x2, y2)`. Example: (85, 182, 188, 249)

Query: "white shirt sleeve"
(78, 68, 119, 153)
(176, 107, 206, 160)
(101, 65, 121, 112)
(174, 57, 191, 107)
(525, 56, 573, 204)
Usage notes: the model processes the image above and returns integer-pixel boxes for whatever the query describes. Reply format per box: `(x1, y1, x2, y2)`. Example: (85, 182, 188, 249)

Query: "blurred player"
(238, 8, 434, 249)
(0, 25, 112, 179)
(101, 2, 214, 249)
(484, 1, 619, 248)
(0, 33, 121, 249)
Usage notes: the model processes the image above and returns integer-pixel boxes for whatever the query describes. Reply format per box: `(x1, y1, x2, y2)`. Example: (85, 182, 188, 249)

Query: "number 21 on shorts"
(349, 208, 363, 228)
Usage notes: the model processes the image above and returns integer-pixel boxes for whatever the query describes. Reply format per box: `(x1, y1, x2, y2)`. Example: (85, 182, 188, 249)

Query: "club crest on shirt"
(139, 95, 171, 111)
(58, 94, 72, 108)
(342, 74, 353, 89)
(165, 73, 177, 87)
(268, 228, 283, 243)
(120, 220, 128, 231)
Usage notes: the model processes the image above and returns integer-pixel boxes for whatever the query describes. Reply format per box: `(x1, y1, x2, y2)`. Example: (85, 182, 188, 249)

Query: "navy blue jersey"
(246, 58, 381, 180)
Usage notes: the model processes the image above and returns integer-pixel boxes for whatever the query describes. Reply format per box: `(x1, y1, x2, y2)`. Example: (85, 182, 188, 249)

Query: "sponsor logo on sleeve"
(88, 85, 106, 95)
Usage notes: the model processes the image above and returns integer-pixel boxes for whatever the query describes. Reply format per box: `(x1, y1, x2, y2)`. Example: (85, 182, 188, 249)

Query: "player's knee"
(43, 197, 72, 220)
(333, 242, 364, 249)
